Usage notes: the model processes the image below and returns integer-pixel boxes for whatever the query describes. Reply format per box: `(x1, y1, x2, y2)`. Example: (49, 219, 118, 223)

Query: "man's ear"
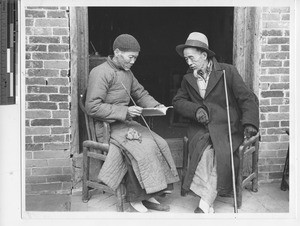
(114, 48, 121, 56)
(202, 51, 208, 60)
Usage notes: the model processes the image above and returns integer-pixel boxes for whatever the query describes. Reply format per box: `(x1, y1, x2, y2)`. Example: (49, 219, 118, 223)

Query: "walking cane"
(223, 70, 238, 213)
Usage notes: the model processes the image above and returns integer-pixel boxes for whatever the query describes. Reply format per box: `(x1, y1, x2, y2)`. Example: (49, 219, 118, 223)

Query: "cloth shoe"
(130, 201, 148, 213)
(142, 200, 170, 212)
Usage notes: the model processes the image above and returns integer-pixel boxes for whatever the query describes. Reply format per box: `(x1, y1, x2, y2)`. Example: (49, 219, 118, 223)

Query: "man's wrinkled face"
(115, 49, 139, 71)
(183, 47, 207, 71)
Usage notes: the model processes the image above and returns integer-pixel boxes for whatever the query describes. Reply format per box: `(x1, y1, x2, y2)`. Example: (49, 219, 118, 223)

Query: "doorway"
(87, 7, 234, 138)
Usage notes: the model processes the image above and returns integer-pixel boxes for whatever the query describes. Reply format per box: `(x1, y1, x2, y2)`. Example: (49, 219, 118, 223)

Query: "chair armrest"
(83, 140, 109, 152)
(242, 133, 259, 146)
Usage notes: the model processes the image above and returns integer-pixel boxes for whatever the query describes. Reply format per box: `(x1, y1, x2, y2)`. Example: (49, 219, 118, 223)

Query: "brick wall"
(259, 7, 290, 182)
(25, 7, 72, 194)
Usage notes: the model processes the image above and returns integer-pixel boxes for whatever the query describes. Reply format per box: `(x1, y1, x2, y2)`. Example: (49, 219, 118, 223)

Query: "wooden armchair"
(181, 133, 260, 209)
(79, 92, 126, 212)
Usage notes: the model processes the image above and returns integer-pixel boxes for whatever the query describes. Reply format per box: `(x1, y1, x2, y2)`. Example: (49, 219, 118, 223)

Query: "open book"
(142, 106, 173, 116)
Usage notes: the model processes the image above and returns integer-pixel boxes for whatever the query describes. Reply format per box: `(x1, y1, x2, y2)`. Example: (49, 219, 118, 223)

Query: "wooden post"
(70, 7, 89, 156)
(233, 7, 261, 95)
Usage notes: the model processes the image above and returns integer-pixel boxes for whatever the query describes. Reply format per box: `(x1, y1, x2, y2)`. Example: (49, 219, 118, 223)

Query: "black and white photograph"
(0, 0, 299, 225)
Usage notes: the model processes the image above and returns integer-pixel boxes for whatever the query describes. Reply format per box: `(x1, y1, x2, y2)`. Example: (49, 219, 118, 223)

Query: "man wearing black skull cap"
(85, 34, 179, 212)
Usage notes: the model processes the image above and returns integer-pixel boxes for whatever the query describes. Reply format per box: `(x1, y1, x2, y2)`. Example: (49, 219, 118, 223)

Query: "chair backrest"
(79, 90, 110, 144)
(79, 91, 97, 142)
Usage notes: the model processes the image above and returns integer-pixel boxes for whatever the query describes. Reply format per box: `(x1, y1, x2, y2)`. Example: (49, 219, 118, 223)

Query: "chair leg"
(181, 137, 189, 197)
(237, 149, 244, 209)
(252, 141, 259, 192)
(82, 146, 90, 203)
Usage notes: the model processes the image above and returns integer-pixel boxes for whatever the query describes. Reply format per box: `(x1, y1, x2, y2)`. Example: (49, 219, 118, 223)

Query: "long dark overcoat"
(172, 57, 259, 194)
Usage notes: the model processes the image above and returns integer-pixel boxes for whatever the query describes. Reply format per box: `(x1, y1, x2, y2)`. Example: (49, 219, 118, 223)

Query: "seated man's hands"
(127, 106, 143, 118)
(244, 124, 258, 139)
(196, 107, 209, 125)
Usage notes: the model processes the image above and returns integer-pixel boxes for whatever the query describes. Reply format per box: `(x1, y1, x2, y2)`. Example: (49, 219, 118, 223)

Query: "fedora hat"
(176, 32, 215, 57)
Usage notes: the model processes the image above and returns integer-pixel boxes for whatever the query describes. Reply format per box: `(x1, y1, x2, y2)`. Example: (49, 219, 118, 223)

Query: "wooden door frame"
(70, 7, 89, 156)
(233, 7, 261, 95)
(69, 6, 261, 183)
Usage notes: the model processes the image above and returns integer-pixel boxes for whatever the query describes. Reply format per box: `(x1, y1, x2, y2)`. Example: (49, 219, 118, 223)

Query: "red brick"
(49, 44, 69, 52)
(26, 110, 51, 118)
(26, 127, 51, 135)
(26, 60, 43, 68)
(26, 78, 46, 85)
(262, 14, 280, 21)
(279, 105, 289, 112)
(27, 86, 58, 93)
(47, 159, 71, 167)
(263, 22, 289, 29)
(47, 11, 67, 18)
(60, 70, 69, 77)
(260, 99, 270, 105)
(47, 175, 71, 183)
(26, 152, 33, 159)
(260, 121, 279, 128)
(49, 94, 68, 102)
(280, 121, 289, 127)
(261, 60, 282, 67)
(26, 44, 47, 52)
(269, 68, 289, 74)
(26, 19, 34, 26)
(44, 61, 69, 69)
(51, 127, 69, 134)
(62, 36, 69, 44)
(26, 136, 33, 144)
(60, 87, 69, 94)
(53, 28, 69, 36)
(26, 94, 48, 101)
(267, 37, 289, 44)
(35, 19, 68, 27)
(268, 113, 289, 120)
(261, 45, 278, 52)
(29, 36, 60, 44)
(261, 91, 283, 98)
(26, 159, 48, 168)
(28, 102, 57, 110)
(33, 150, 70, 159)
(47, 78, 69, 86)
(261, 135, 279, 142)
(33, 53, 66, 60)
(29, 183, 62, 192)
(262, 30, 282, 36)
(27, 69, 60, 77)
(26, 176, 47, 184)
(266, 52, 289, 60)
(59, 103, 69, 110)
(260, 75, 280, 82)
(44, 143, 70, 150)
(260, 106, 278, 112)
(26, 10, 46, 18)
(31, 119, 62, 126)
(270, 83, 289, 90)
(33, 135, 65, 143)
(63, 167, 72, 174)
(281, 45, 289, 51)
(269, 172, 283, 179)
(32, 167, 63, 176)
(26, 143, 43, 151)
(52, 111, 69, 118)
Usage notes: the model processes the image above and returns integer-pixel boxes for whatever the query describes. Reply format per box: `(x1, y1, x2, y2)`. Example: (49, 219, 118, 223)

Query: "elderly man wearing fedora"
(172, 32, 259, 213)
(85, 34, 179, 213)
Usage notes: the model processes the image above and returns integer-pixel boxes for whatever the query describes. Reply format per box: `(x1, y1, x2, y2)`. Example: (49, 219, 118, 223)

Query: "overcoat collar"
(185, 57, 224, 99)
